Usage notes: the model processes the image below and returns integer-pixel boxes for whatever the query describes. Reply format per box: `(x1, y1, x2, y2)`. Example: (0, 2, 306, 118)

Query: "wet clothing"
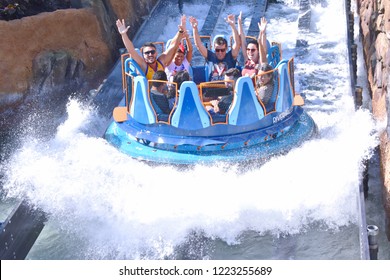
(145, 59, 165, 80)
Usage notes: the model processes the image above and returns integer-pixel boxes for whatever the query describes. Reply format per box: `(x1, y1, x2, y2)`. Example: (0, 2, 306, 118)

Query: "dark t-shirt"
(207, 49, 236, 80)
(150, 90, 171, 115)
(218, 94, 233, 114)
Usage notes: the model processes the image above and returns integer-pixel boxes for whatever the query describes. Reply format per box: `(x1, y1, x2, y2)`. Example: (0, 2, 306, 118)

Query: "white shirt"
(165, 58, 191, 82)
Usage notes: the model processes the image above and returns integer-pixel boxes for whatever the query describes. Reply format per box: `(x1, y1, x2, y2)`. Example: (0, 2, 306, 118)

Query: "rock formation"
(0, 0, 157, 116)
(358, 0, 390, 239)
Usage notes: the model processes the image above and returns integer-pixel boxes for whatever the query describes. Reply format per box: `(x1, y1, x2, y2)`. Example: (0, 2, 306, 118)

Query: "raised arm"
(258, 17, 268, 64)
(189, 16, 208, 58)
(184, 30, 193, 63)
(179, 14, 193, 62)
(237, 11, 248, 62)
(116, 19, 146, 72)
(162, 15, 189, 65)
(226, 14, 241, 59)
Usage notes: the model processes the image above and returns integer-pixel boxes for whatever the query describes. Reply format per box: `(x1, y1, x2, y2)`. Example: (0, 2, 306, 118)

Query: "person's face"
(214, 43, 227, 60)
(174, 51, 185, 66)
(158, 83, 168, 94)
(143, 47, 157, 64)
(224, 74, 234, 89)
(246, 43, 259, 62)
(258, 71, 272, 85)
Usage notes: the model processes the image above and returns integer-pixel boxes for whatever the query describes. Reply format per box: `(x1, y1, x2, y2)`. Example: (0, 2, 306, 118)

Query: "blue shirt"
(207, 49, 236, 69)
(207, 49, 236, 80)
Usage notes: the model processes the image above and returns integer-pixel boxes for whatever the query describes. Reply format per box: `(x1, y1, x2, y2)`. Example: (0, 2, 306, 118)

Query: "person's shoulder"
(207, 49, 217, 60)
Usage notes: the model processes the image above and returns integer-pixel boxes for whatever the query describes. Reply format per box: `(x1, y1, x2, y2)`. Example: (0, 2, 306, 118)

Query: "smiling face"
(143, 46, 157, 64)
(214, 43, 227, 60)
(173, 51, 185, 66)
(246, 42, 259, 63)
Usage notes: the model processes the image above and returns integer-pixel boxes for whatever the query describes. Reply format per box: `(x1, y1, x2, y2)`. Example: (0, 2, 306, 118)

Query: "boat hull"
(104, 108, 316, 165)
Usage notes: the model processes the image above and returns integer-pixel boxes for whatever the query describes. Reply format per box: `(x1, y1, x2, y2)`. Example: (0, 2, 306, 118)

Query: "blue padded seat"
(129, 76, 157, 124)
(227, 76, 265, 125)
(266, 41, 281, 68)
(170, 81, 211, 130)
(275, 60, 294, 112)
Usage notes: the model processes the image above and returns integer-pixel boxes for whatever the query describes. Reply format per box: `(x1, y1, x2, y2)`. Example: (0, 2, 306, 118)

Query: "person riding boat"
(189, 14, 241, 81)
(116, 16, 186, 80)
(150, 71, 172, 117)
(165, 42, 192, 81)
(206, 68, 241, 118)
(165, 15, 193, 82)
(256, 63, 274, 107)
(238, 12, 268, 78)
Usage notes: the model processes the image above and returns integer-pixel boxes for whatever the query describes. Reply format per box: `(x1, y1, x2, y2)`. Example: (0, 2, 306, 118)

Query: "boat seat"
(275, 60, 294, 112)
(129, 76, 157, 124)
(267, 41, 281, 68)
(227, 76, 265, 125)
(170, 81, 211, 130)
(125, 56, 144, 77)
(192, 64, 211, 84)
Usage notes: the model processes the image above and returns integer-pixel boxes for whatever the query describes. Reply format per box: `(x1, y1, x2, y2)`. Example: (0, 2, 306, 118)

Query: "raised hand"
(226, 14, 235, 26)
(189, 16, 198, 28)
(258, 17, 267, 33)
(179, 14, 187, 32)
(116, 19, 129, 34)
(238, 11, 242, 24)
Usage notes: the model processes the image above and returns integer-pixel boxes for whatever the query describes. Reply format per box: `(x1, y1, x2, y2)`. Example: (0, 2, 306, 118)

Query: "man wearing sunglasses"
(189, 14, 240, 81)
(116, 16, 186, 80)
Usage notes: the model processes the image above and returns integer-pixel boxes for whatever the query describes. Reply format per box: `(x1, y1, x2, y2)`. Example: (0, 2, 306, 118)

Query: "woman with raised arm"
(238, 12, 268, 78)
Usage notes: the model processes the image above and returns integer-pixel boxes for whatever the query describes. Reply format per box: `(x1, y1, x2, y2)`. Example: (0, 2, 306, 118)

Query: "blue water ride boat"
(104, 41, 316, 165)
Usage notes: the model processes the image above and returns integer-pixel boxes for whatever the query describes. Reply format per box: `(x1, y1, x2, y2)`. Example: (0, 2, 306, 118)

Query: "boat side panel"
(170, 81, 212, 130)
(129, 76, 157, 124)
(104, 111, 316, 165)
(228, 77, 265, 125)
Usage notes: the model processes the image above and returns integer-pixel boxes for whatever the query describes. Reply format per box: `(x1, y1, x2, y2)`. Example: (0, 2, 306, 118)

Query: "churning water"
(0, 0, 383, 259)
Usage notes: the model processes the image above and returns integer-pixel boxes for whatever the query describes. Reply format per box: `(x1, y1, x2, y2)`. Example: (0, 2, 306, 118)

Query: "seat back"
(170, 81, 211, 130)
(267, 41, 282, 68)
(129, 76, 157, 124)
(125, 56, 144, 77)
(227, 76, 265, 125)
(275, 60, 294, 112)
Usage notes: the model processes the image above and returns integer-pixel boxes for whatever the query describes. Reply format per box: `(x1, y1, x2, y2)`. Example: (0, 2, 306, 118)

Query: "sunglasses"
(215, 48, 226, 53)
(246, 48, 257, 52)
(143, 50, 156, 55)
